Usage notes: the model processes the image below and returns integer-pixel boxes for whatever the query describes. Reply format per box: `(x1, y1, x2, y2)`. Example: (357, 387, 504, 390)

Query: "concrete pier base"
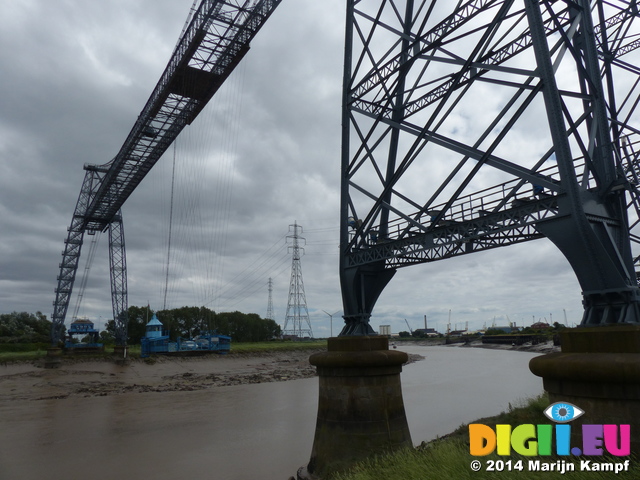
(113, 345, 129, 365)
(529, 325, 640, 453)
(43, 347, 62, 369)
(297, 336, 412, 479)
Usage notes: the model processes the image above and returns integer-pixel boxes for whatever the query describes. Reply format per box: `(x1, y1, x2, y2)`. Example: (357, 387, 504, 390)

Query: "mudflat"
(0, 350, 321, 402)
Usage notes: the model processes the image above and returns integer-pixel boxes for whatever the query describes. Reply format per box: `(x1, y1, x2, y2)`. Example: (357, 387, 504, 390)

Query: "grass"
(230, 339, 327, 353)
(0, 344, 142, 362)
(0, 340, 327, 362)
(0, 350, 47, 362)
(330, 394, 639, 480)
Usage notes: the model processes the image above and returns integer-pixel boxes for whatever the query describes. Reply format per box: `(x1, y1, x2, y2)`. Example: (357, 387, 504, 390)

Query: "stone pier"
(529, 325, 640, 453)
(297, 336, 412, 479)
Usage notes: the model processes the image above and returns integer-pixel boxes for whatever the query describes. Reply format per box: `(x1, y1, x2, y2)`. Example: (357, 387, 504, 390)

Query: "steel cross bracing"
(339, 0, 640, 334)
(84, 0, 283, 231)
(51, 0, 282, 345)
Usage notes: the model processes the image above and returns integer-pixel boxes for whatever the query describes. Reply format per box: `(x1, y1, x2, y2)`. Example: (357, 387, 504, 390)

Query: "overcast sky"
(0, 0, 594, 338)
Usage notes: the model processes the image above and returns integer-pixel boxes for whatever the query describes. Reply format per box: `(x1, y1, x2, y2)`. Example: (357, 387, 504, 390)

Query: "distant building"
(414, 328, 439, 337)
(448, 329, 467, 337)
(531, 322, 551, 330)
(379, 325, 391, 336)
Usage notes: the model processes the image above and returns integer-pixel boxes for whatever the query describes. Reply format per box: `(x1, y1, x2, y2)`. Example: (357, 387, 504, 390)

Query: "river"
(0, 345, 543, 480)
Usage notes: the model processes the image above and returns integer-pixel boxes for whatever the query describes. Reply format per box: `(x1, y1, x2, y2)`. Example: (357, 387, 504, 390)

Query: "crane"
(404, 319, 412, 334)
(51, 0, 283, 346)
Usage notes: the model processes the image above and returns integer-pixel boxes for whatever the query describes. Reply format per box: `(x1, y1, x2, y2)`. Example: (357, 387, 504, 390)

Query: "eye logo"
(543, 402, 584, 423)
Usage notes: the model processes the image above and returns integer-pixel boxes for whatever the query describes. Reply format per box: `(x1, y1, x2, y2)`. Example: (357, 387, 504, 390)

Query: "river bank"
(0, 344, 543, 480)
(0, 349, 320, 401)
(0, 348, 424, 401)
(393, 338, 560, 354)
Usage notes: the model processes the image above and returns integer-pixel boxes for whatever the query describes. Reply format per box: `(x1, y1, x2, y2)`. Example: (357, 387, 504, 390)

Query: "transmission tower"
(339, 0, 640, 334)
(266, 277, 274, 321)
(283, 222, 313, 338)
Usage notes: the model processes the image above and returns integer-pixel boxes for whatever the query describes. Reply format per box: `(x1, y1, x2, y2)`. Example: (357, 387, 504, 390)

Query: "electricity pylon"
(283, 222, 313, 338)
(266, 277, 274, 321)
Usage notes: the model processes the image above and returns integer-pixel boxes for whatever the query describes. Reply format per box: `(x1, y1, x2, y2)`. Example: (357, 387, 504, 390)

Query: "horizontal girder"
(82, 0, 282, 231)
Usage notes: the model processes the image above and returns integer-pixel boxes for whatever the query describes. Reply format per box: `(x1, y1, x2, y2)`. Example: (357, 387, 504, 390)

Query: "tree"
(99, 329, 115, 344)
(105, 305, 150, 345)
(125, 306, 280, 344)
(0, 311, 52, 343)
(485, 328, 508, 336)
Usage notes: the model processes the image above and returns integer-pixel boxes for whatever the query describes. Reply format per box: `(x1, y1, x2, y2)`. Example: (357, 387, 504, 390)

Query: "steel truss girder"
(83, 0, 282, 232)
(52, 0, 282, 344)
(340, 0, 640, 333)
(345, 195, 560, 268)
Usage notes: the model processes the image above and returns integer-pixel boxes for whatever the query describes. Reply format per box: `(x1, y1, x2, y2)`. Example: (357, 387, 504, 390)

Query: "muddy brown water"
(0, 346, 542, 480)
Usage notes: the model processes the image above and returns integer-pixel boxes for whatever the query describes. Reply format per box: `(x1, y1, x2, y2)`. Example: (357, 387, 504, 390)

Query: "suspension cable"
(163, 141, 178, 310)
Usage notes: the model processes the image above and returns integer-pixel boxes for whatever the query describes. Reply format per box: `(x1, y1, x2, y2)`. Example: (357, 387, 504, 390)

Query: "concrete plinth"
(298, 336, 412, 479)
(112, 345, 129, 365)
(529, 325, 640, 453)
(43, 347, 62, 369)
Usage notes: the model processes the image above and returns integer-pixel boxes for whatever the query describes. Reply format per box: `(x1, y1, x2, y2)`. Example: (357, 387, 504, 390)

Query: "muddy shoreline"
(0, 349, 425, 401)
(0, 339, 549, 402)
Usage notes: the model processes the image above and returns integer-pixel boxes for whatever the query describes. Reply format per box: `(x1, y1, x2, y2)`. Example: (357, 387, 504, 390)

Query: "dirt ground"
(0, 349, 424, 402)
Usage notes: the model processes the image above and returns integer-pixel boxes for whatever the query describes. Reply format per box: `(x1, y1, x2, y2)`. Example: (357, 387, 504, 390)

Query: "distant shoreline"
(391, 338, 560, 354)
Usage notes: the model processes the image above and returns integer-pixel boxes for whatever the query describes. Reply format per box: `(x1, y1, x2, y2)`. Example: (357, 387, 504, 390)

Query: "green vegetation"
(0, 350, 47, 362)
(485, 321, 567, 338)
(231, 340, 327, 353)
(104, 305, 282, 344)
(331, 395, 638, 480)
(0, 311, 52, 343)
(0, 335, 324, 363)
(1, 307, 283, 347)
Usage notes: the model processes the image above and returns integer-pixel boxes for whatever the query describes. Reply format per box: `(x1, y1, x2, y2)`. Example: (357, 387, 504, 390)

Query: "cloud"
(0, 0, 630, 340)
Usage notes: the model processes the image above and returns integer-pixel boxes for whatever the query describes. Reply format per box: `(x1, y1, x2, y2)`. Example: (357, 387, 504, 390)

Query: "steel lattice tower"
(266, 277, 274, 321)
(339, 0, 640, 334)
(283, 222, 313, 338)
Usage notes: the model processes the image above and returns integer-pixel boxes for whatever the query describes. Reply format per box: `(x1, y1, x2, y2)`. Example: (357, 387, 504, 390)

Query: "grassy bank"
(231, 339, 326, 353)
(0, 340, 327, 362)
(332, 394, 638, 480)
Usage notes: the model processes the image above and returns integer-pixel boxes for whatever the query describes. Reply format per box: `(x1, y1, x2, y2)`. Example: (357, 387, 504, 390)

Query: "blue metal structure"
(65, 318, 103, 350)
(140, 314, 230, 357)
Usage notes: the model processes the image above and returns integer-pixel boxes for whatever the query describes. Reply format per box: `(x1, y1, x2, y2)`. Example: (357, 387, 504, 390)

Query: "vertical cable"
(163, 141, 178, 310)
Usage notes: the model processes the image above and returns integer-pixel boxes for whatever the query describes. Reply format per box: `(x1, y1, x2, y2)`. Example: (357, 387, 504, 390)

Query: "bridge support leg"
(524, 0, 640, 325)
(112, 345, 129, 366)
(530, 326, 640, 454)
(43, 348, 63, 369)
(297, 336, 412, 479)
(108, 212, 129, 346)
(339, 263, 395, 336)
